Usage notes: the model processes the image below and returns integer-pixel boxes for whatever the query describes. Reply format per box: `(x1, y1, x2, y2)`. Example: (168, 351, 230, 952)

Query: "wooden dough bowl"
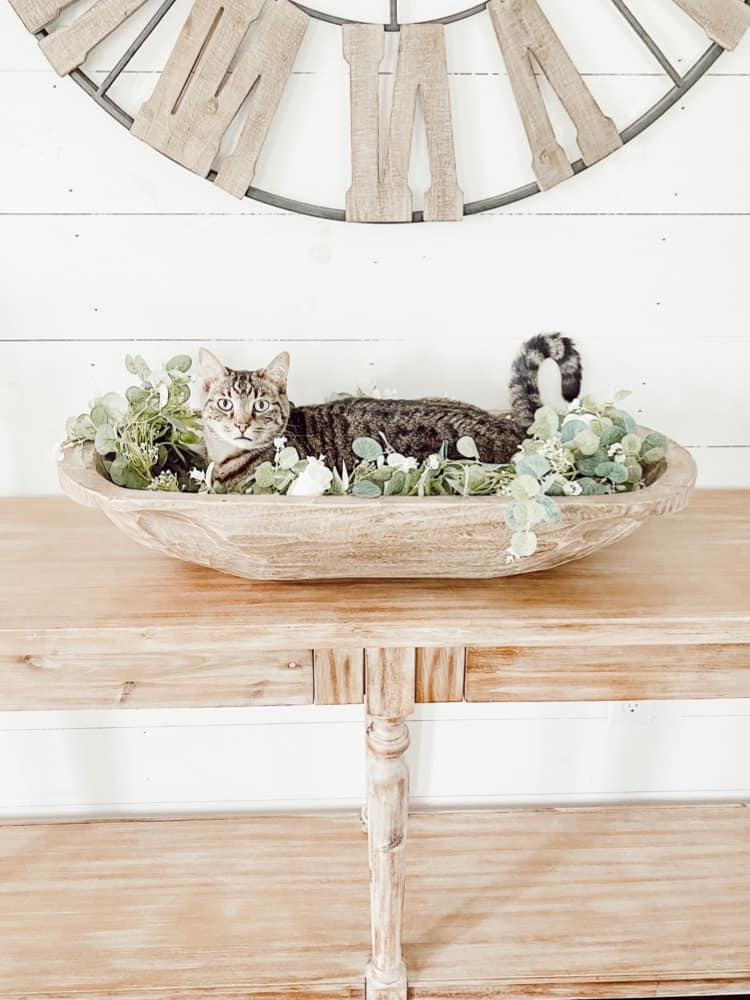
(58, 434, 696, 581)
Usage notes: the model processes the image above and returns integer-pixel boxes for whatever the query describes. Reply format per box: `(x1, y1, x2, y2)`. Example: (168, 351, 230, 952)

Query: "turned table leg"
(364, 648, 416, 1000)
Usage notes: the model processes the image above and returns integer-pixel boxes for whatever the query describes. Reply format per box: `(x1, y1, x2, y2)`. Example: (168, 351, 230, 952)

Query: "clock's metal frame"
(36, 0, 730, 221)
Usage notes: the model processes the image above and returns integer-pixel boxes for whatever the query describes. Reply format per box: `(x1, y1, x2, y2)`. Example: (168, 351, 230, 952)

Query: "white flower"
(427, 454, 441, 470)
(287, 456, 333, 497)
(563, 480, 583, 496)
(148, 368, 172, 388)
(189, 468, 206, 483)
(273, 436, 288, 458)
(386, 453, 418, 472)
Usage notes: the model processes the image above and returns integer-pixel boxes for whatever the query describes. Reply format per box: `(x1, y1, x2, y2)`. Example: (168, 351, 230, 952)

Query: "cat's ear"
(261, 351, 290, 392)
(198, 348, 225, 386)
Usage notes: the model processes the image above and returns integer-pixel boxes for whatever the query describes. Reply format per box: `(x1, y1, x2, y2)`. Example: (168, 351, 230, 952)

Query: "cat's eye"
(216, 397, 233, 412)
(255, 399, 271, 413)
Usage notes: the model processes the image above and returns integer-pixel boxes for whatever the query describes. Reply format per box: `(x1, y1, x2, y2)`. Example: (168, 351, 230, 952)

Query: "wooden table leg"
(364, 648, 416, 1000)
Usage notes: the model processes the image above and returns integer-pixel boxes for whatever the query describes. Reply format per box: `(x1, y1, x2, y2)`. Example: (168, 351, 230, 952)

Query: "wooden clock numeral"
(672, 0, 750, 49)
(344, 23, 463, 223)
(488, 0, 622, 191)
(10, 0, 148, 74)
(131, 0, 307, 196)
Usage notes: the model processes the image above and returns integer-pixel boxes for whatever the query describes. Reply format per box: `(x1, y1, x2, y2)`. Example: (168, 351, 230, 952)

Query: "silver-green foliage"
(65, 354, 204, 490)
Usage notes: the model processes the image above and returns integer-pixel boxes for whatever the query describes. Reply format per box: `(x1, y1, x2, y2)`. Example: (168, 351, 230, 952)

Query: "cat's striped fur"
(200, 334, 582, 491)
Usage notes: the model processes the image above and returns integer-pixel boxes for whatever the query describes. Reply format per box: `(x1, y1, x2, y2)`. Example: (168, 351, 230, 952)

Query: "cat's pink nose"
(236, 422, 250, 434)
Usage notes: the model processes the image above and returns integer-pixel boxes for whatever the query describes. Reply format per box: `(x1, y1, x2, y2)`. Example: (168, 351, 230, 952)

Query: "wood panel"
(7, 0, 75, 33)
(0, 649, 312, 709)
(488, 0, 622, 189)
(343, 23, 463, 222)
(1, 805, 749, 997)
(314, 648, 364, 704)
(131, 0, 307, 189)
(38, 0, 149, 76)
(673, 0, 750, 49)
(365, 648, 416, 720)
(1, 493, 749, 657)
(415, 647, 465, 702)
(466, 643, 750, 702)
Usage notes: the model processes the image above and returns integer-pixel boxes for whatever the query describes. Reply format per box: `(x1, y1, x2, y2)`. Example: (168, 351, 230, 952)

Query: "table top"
(2, 491, 748, 653)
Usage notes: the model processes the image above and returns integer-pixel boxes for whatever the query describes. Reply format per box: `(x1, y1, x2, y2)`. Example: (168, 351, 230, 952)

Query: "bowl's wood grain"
(58, 435, 696, 580)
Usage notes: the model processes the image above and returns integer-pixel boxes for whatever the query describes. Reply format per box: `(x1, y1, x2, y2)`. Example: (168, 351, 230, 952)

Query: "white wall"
(1, 0, 749, 819)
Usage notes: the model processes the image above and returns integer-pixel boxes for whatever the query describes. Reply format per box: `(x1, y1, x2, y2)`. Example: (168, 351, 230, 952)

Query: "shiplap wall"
(1, 0, 749, 819)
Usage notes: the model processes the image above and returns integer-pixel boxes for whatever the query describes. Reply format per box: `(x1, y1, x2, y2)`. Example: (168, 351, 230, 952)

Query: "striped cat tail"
(508, 333, 582, 428)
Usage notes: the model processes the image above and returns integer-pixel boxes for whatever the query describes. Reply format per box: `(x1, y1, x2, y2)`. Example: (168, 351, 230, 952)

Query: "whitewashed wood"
(314, 649, 365, 704)
(1, 806, 750, 997)
(672, 0, 750, 49)
(415, 647, 465, 702)
(7, 0, 74, 32)
(131, 0, 307, 187)
(365, 649, 415, 1000)
(0, 648, 313, 708)
(487, 0, 622, 189)
(38, 0, 150, 75)
(344, 23, 463, 222)
(57, 436, 695, 580)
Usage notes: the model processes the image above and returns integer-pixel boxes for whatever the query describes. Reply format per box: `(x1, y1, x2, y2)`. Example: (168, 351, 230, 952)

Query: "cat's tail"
(508, 333, 582, 428)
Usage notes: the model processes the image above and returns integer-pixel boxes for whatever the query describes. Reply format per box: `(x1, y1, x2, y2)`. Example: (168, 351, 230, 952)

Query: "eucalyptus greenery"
(64, 356, 669, 562)
(65, 354, 205, 491)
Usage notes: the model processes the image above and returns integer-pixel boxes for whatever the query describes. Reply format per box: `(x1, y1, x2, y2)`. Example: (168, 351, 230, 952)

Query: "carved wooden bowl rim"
(59, 427, 697, 517)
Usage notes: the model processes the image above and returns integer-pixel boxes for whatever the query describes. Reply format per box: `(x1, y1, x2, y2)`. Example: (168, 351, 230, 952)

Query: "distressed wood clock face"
(8, 0, 750, 222)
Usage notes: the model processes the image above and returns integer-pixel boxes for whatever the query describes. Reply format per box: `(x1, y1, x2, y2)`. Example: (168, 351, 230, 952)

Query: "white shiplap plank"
(1, 215, 749, 345)
(1, 703, 749, 819)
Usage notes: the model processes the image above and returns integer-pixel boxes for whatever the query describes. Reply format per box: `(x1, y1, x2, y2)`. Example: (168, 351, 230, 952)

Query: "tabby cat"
(199, 334, 582, 491)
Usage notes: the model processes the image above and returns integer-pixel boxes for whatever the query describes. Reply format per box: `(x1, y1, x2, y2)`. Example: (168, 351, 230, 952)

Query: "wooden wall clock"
(8, 0, 750, 222)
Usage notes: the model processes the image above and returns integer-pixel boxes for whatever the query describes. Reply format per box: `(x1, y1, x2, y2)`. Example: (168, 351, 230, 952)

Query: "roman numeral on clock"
(488, 0, 622, 191)
(671, 0, 750, 49)
(10, 0, 149, 74)
(131, 0, 307, 196)
(344, 23, 463, 223)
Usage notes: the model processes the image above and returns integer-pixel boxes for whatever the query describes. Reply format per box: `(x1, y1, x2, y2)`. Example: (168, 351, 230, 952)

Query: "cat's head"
(199, 348, 291, 452)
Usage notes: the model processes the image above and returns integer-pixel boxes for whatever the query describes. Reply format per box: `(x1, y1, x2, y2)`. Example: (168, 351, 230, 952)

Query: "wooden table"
(1, 491, 749, 1000)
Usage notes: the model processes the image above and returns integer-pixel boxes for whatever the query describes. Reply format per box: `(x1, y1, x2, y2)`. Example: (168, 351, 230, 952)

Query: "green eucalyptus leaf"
(386, 470, 407, 495)
(352, 480, 382, 498)
(277, 447, 300, 470)
(90, 404, 109, 428)
(509, 530, 538, 558)
(125, 354, 150, 380)
(166, 354, 192, 373)
(94, 424, 118, 456)
(561, 419, 586, 444)
(538, 494, 561, 523)
(352, 437, 383, 462)
(101, 392, 128, 421)
(126, 386, 148, 405)
(574, 429, 601, 456)
(515, 453, 551, 478)
(510, 474, 541, 501)
(642, 446, 666, 465)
